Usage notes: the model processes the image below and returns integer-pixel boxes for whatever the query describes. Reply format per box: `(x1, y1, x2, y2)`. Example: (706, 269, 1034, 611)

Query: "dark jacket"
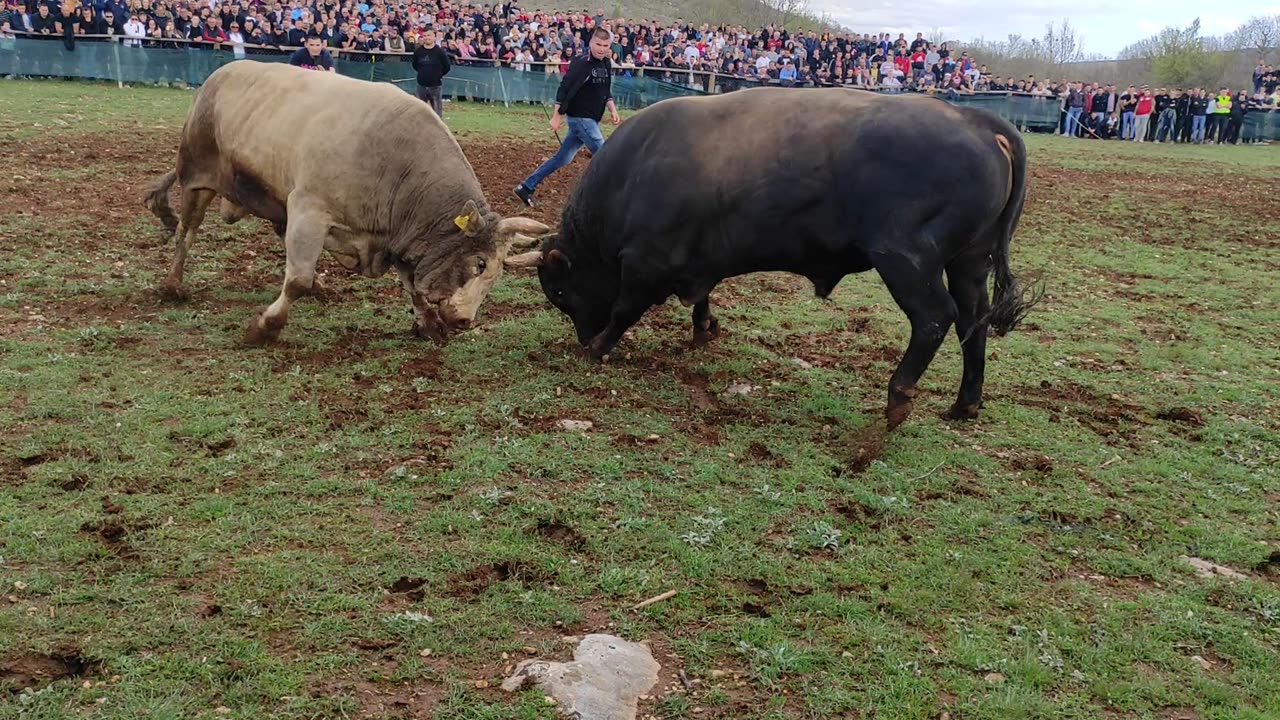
(411, 43, 451, 87)
(556, 54, 612, 121)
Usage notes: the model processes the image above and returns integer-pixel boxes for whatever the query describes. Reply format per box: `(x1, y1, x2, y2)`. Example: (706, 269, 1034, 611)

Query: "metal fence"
(3, 34, 1279, 140)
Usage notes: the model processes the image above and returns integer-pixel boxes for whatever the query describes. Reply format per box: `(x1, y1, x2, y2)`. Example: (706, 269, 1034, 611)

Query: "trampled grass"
(1, 80, 1278, 720)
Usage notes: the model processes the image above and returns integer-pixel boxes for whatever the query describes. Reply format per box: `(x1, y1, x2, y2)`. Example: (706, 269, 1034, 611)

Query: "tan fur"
(143, 60, 549, 345)
(993, 133, 1014, 201)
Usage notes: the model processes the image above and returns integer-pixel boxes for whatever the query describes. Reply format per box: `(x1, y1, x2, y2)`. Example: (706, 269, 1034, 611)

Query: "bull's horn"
(503, 250, 545, 269)
(506, 233, 542, 252)
(495, 217, 552, 238)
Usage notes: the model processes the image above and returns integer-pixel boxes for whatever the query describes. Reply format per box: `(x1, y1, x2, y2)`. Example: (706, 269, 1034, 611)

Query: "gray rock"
(501, 633, 660, 720)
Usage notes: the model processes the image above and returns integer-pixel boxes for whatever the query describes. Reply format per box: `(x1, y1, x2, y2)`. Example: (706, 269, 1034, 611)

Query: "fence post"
(497, 61, 509, 108)
(112, 40, 123, 89)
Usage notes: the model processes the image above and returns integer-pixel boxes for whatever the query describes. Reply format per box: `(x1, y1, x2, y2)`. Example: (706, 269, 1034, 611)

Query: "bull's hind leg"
(158, 187, 216, 302)
(244, 195, 329, 347)
(874, 254, 957, 430)
(691, 297, 720, 347)
(944, 257, 992, 421)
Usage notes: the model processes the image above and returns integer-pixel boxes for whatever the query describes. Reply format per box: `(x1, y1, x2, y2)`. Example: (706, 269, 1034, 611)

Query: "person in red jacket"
(894, 49, 910, 82)
(1133, 87, 1155, 142)
(910, 47, 926, 83)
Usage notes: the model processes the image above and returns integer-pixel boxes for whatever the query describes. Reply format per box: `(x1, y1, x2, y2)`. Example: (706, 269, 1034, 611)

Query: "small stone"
(522, 646, 538, 655)
(81, 680, 92, 690)
(543, 696, 556, 705)
(13, 581, 26, 591)
(643, 434, 660, 443)
(1192, 655, 1213, 671)
(110, 676, 121, 683)
(418, 648, 433, 658)
(709, 669, 728, 679)
(841, 651, 854, 659)
(501, 652, 509, 660)
(214, 707, 231, 715)
(792, 357, 814, 369)
(940, 712, 952, 720)
(475, 679, 490, 689)
(557, 419, 593, 432)
(6, 596, 16, 603)
(984, 672, 1006, 685)
(560, 635, 581, 644)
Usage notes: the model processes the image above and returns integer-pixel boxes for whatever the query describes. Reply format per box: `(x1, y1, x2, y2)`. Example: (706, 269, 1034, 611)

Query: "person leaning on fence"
(411, 27, 450, 118)
(513, 26, 620, 209)
(289, 33, 335, 72)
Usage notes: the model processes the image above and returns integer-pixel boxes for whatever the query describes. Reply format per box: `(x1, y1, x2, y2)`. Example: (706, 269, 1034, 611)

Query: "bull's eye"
(477, 258, 487, 274)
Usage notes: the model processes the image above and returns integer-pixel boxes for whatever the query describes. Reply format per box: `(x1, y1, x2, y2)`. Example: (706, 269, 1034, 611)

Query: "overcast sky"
(813, 0, 1280, 56)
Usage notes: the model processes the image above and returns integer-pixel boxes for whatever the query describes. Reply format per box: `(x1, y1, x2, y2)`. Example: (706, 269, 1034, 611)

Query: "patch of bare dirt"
(1006, 379, 1151, 442)
(1, 649, 96, 693)
(445, 560, 551, 598)
(532, 519, 586, 551)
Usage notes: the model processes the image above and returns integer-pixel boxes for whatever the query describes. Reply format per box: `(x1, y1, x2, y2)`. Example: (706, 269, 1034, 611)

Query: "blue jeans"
(1065, 106, 1082, 136)
(522, 116, 605, 191)
(1191, 115, 1206, 142)
(1121, 111, 1135, 139)
(1155, 109, 1176, 141)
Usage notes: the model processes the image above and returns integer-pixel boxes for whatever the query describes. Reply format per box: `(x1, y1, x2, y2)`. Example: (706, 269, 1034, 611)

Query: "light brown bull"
(143, 60, 549, 346)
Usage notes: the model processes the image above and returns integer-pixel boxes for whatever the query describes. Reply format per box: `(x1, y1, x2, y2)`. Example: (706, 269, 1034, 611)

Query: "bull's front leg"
(691, 297, 720, 347)
(586, 297, 652, 363)
(397, 266, 449, 346)
(244, 200, 329, 347)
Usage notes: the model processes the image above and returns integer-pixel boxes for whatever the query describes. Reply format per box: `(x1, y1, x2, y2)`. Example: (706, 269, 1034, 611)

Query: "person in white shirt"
(123, 14, 145, 47)
(227, 21, 246, 58)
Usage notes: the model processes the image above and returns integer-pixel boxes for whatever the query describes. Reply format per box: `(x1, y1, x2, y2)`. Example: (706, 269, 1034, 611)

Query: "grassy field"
(2, 80, 1279, 720)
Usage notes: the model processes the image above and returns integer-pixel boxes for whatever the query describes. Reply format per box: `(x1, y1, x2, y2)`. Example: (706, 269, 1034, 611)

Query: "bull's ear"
(546, 249, 571, 270)
(453, 199, 487, 237)
(495, 216, 551, 240)
(503, 250, 545, 269)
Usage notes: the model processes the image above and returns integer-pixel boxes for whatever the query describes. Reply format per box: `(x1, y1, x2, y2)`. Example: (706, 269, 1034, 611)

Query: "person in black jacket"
(513, 26, 620, 208)
(411, 28, 450, 117)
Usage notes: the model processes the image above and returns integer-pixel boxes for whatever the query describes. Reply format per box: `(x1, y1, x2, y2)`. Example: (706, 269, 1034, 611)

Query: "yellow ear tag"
(454, 214, 471, 232)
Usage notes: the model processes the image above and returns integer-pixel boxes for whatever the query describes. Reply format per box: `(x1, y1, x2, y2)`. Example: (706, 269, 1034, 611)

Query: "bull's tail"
(985, 130, 1043, 337)
(143, 169, 179, 234)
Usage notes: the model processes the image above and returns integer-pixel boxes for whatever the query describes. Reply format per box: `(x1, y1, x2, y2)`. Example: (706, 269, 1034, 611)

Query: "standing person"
(1190, 89, 1209, 143)
(1133, 88, 1154, 142)
(513, 27, 621, 208)
(1224, 90, 1248, 144)
(289, 33, 335, 72)
(1211, 87, 1231, 143)
(1119, 85, 1137, 140)
(411, 28, 450, 117)
(1153, 87, 1175, 142)
(1063, 82, 1084, 138)
(1175, 87, 1192, 143)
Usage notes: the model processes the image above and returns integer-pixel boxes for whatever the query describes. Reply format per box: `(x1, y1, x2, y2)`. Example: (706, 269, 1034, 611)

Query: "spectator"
(1133, 87, 1153, 142)
(1224, 90, 1248, 144)
(289, 32, 334, 71)
(1191, 89, 1210, 143)
(227, 19, 244, 57)
(1063, 81, 1084, 137)
(1155, 88, 1178, 143)
(124, 13, 146, 47)
(1211, 87, 1232, 143)
(1119, 85, 1137, 140)
(414, 27, 450, 115)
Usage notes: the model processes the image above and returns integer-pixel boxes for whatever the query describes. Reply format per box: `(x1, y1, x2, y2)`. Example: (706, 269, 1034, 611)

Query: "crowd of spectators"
(2, 0, 1277, 140)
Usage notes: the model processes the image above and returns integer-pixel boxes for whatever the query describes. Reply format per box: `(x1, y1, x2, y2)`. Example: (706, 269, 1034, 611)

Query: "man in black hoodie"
(411, 28, 450, 117)
(513, 27, 620, 208)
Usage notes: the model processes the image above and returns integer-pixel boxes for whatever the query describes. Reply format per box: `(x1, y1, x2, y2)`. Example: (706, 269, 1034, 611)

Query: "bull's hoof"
(692, 316, 721, 348)
(885, 387, 918, 431)
(412, 320, 449, 347)
(243, 316, 282, 347)
(157, 283, 189, 303)
(309, 278, 339, 303)
(584, 336, 611, 364)
(885, 400, 913, 431)
(944, 402, 982, 422)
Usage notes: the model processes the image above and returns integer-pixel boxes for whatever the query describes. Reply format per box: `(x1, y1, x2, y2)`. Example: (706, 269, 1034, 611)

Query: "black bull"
(507, 87, 1042, 430)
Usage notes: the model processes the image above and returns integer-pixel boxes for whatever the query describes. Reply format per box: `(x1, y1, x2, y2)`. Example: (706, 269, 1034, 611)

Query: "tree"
(1230, 14, 1280, 62)
(1040, 18, 1085, 68)
(1120, 18, 1232, 89)
(760, 0, 810, 30)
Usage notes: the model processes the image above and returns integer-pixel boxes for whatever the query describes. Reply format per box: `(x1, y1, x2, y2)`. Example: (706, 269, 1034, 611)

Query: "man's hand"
(549, 112, 562, 133)
(610, 109, 621, 125)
